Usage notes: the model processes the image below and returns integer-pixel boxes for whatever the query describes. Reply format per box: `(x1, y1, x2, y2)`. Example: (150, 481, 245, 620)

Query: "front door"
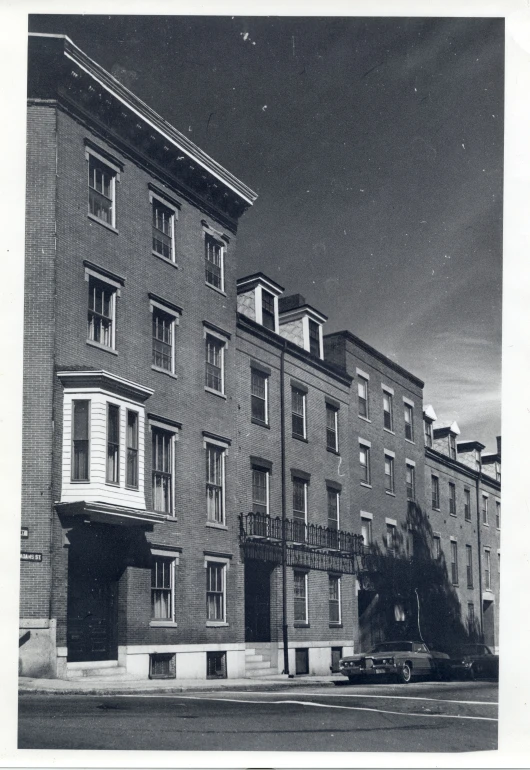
(244, 560, 272, 643)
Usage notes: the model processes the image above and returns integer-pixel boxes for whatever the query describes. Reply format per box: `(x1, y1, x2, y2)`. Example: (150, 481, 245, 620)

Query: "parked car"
(339, 640, 451, 684)
(446, 643, 499, 680)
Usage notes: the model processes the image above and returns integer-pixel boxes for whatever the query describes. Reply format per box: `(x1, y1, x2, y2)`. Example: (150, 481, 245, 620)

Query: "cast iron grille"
(149, 653, 176, 679)
(207, 651, 227, 679)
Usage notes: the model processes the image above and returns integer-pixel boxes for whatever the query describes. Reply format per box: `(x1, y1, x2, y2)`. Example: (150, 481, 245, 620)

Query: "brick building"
(20, 33, 500, 681)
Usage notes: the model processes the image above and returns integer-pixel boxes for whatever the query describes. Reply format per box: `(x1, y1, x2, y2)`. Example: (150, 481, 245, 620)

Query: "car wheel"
(398, 663, 413, 684)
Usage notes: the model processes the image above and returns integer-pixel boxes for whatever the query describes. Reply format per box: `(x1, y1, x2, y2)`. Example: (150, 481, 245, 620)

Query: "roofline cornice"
(425, 447, 501, 491)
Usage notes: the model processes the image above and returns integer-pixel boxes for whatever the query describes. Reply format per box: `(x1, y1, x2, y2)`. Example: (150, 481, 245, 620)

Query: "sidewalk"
(19, 673, 344, 697)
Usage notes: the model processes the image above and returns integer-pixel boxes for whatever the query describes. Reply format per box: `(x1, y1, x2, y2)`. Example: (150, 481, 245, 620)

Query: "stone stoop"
(66, 660, 132, 680)
(245, 645, 279, 678)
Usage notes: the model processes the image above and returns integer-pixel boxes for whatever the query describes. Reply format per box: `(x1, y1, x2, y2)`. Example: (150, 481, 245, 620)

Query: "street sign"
(21, 552, 42, 562)
(21, 527, 29, 539)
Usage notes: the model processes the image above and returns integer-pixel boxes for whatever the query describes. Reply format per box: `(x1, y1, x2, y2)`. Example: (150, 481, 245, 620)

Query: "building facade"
(20, 33, 500, 681)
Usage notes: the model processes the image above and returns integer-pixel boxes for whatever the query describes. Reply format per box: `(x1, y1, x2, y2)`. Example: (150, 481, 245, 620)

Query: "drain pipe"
(475, 461, 484, 641)
(280, 338, 290, 676)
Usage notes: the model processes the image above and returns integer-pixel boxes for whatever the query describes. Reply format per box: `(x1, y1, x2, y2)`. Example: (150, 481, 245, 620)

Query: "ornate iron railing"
(239, 512, 365, 555)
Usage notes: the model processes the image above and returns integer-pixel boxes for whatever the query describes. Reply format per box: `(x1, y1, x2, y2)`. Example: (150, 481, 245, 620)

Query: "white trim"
(433, 530, 442, 537)
(205, 443, 227, 525)
(149, 298, 181, 322)
(203, 555, 231, 568)
(358, 437, 371, 447)
(356, 367, 370, 380)
(85, 145, 122, 177)
(402, 396, 415, 407)
(149, 189, 180, 213)
(385, 517, 397, 526)
(205, 559, 228, 624)
(148, 418, 180, 436)
(203, 228, 226, 294)
(202, 435, 230, 449)
(151, 549, 180, 563)
(405, 458, 416, 467)
(150, 551, 178, 625)
(84, 265, 122, 294)
(482, 492, 490, 498)
(360, 511, 373, 520)
(384, 448, 395, 457)
(450, 535, 458, 542)
(381, 384, 394, 395)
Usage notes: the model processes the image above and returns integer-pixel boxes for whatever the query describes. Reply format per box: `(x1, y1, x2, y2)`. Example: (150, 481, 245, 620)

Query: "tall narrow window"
(206, 562, 225, 622)
(384, 455, 395, 493)
(152, 308, 175, 372)
(291, 387, 306, 439)
(361, 516, 372, 547)
(292, 477, 307, 542)
(404, 403, 414, 441)
(251, 370, 268, 424)
(88, 276, 115, 349)
(406, 464, 415, 500)
(424, 419, 433, 447)
(383, 391, 393, 431)
(327, 488, 339, 548)
(358, 377, 369, 418)
(467, 603, 475, 634)
(293, 571, 308, 623)
(206, 444, 225, 524)
(152, 199, 174, 261)
(205, 233, 223, 290)
(449, 434, 457, 459)
(252, 468, 269, 516)
(205, 335, 224, 393)
(329, 576, 341, 624)
(126, 410, 139, 488)
(326, 404, 339, 451)
(433, 535, 441, 559)
(308, 319, 320, 357)
(261, 290, 275, 331)
(496, 501, 501, 529)
(449, 482, 456, 515)
(482, 495, 488, 525)
(464, 488, 471, 521)
(106, 404, 120, 484)
(484, 549, 491, 590)
(151, 557, 174, 621)
(359, 443, 371, 484)
(386, 523, 396, 555)
(466, 545, 473, 588)
(152, 428, 173, 514)
(432, 475, 440, 509)
(450, 541, 458, 585)
(72, 400, 90, 481)
(88, 154, 115, 226)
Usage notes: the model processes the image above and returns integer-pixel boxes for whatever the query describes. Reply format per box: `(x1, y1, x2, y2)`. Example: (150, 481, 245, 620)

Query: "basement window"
(206, 651, 227, 679)
(149, 652, 176, 679)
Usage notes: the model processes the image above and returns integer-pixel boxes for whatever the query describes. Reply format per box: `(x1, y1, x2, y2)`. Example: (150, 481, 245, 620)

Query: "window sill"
(86, 339, 118, 355)
(204, 386, 227, 399)
(385, 491, 396, 497)
(449, 513, 457, 518)
(152, 365, 178, 379)
(165, 515, 178, 522)
(206, 522, 228, 531)
(251, 418, 270, 429)
(360, 482, 372, 489)
(467, 586, 474, 591)
(329, 623, 343, 629)
(432, 507, 440, 512)
(206, 621, 229, 627)
(482, 523, 490, 527)
(153, 251, 179, 269)
(405, 438, 415, 445)
(205, 282, 227, 297)
(87, 213, 119, 234)
(326, 447, 340, 456)
(150, 621, 178, 628)
(292, 434, 308, 443)
(383, 428, 395, 435)
(294, 623, 310, 628)
(70, 479, 90, 484)
(105, 480, 120, 487)
(358, 415, 371, 423)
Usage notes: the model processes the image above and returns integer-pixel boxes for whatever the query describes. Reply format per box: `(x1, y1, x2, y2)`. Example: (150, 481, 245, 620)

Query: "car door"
(414, 643, 431, 674)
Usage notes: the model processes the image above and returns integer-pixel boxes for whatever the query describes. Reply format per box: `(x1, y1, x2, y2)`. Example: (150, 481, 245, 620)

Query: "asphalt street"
(18, 680, 498, 753)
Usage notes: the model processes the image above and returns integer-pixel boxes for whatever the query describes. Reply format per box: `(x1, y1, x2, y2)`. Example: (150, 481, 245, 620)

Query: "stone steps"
(66, 661, 130, 679)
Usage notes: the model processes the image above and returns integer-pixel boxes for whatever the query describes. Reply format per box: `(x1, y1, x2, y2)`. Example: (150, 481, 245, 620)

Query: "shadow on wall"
(358, 502, 480, 652)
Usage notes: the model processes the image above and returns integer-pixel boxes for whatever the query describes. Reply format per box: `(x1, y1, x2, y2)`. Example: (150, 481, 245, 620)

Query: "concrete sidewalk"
(19, 673, 345, 696)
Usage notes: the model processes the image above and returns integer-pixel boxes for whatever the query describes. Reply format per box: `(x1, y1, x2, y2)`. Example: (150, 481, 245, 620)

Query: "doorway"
(244, 560, 272, 643)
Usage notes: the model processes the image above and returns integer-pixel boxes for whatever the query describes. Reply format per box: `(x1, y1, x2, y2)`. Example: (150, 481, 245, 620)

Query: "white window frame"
(150, 549, 179, 627)
(85, 266, 121, 351)
(382, 385, 394, 432)
(149, 190, 179, 264)
(106, 402, 120, 485)
(292, 476, 308, 542)
(327, 487, 340, 530)
(385, 519, 397, 554)
(450, 538, 459, 585)
(251, 368, 269, 425)
(496, 501, 501, 530)
(204, 437, 228, 526)
(293, 569, 309, 624)
(86, 146, 120, 229)
(361, 512, 373, 546)
(204, 326, 227, 396)
(484, 548, 491, 591)
(71, 399, 91, 483)
(424, 418, 433, 447)
(203, 225, 226, 293)
(406, 462, 415, 500)
(449, 481, 456, 515)
(150, 298, 180, 375)
(252, 465, 270, 516)
(205, 556, 230, 626)
(357, 370, 370, 419)
(404, 400, 414, 442)
(384, 451, 395, 494)
(359, 439, 371, 486)
(291, 387, 307, 439)
(433, 533, 442, 559)
(326, 403, 339, 452)
(432, 474, 440, 509)
(149, 419, 179, 518)
(482, 494, 489, 525)
(329, 575, 342, 625)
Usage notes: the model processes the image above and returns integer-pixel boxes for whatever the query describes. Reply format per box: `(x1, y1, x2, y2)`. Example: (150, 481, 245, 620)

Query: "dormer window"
(309, 320, 320, 357)
(237, 273, 283, 333)
(424, 419, 433, 447)
(277, 294, 327, 359)
(449, 434, 457, 459)
(262, 290, 275, 331)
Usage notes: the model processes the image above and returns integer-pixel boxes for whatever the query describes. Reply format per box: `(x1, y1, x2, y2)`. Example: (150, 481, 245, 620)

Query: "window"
(450, 541, 458, 585)
(151, 556, 175, 621)
(106, 404, 120, 484)
(72, 400, 90, 481)
(329, 576, 341, 624)
(496, 502, 501, 529)
(261, 290, 275, 331)
(206, 444, 225, 524)
(205, 334, 225, 393)
(358, 377, 369, 418)
(252, 467, 269, 516)
(482, 495, 488, 525)
(293, 571, 308, 623)
(292, 387, 306, 439)
(495, 463, 501, 482)
(386, 523, 396, 555)
(206, 651, 227, 679)
(206, 562, 226, 622)
(152, 427, 173, 514)
(384, 454, 395, 493)
(88, 276, 116, 349)
(383, 391, 393, 431)
(309, 319, 320, 357)
(406, 464, 415, 500)
(292, 477, 308, 541)
(327, 488, 339, 547)
(484, 549, 491, 590)
(251, 370, 268, 424)
(126, 410, 139, 488)
(205, 233, 224, 290)
(404, 403, 414, 441)
(88, 153, 116, 226)
(149, 652, 176, 679)
(467, 603, 475, 633)
(466, 545, 473, 588)
(326, 404, 339, 451)
(152, 307, 176, 373)
(464, 488, 471, 521)
(449, 482, 456, 515)
(449, 434, 457, 459)
(424, 419, 433, 447)
(359, 443, 371, 485)
(361, 516, 372, 547)
(433, 535, 441, 559)
(432, 475, 440, 509)
(152, 198, 174, 261)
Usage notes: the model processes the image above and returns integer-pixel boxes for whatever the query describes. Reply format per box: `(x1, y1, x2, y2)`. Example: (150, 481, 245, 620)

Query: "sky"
(28, 14, 504, 451)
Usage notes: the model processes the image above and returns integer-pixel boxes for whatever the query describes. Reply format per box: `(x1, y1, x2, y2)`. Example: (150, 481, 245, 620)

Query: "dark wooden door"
(244, 561, 272, 643)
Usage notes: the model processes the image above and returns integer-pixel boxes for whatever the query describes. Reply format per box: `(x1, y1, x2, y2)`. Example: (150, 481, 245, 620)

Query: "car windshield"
(451, 644, 491, 656)
(371, 642, 413, 653)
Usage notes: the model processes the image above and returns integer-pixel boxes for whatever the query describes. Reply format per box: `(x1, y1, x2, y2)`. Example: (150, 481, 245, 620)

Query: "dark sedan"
(339, 640, 450, 684)
(447, 643, 499, 680)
